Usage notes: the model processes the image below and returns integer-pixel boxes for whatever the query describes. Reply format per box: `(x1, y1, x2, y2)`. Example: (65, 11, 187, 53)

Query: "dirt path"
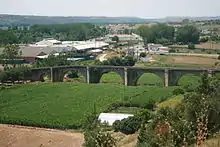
(0, 124, 84, 147)
(169, 53, 219, 58)
(98, 53, 107, 62)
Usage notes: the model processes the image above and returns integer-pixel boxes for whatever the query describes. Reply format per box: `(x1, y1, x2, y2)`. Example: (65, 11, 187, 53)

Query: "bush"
(172, 88, 185, 95)
(188, 43, 195, 50)
(199, 37, 209, 43)
(218, 55, 220, 60)
(112, 116, 142, 134)
(140, 52, 147, 58)
(169, 49, 176, 53)
(101, 56, 136, 66)
(143, 100, 156, 111)
(84, 128, 116, 147)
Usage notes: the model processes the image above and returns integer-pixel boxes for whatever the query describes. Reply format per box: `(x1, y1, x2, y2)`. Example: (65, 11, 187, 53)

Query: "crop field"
(171, 42, 220, 50)
(137, 55, 219, 68)
(0, 83, 175, 129)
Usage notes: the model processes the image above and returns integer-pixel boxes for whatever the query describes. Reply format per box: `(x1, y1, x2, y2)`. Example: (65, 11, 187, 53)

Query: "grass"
(100, 72, 123, 84)
(137, 55, 219, 68)
(100, 72, 164, 86)
(137, 73, 164, 86)
(178, 74, 200, 86)
(157, 95, 184, 109)
(99, 69, 202, 88)
(110, 107, 144, 114)
(0, 83, 175, 129)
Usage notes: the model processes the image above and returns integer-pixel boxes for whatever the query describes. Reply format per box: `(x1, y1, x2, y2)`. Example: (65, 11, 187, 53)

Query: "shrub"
(140, 52, 147, 58)
(84, 128, 116, 147)
(112, 116, 142, 134)
(143, 100, 156, 111)
(169, 49, 176, 53)
(188, 43, 195, 50)
(172, 88, 185, 95)
(218, 55, 220, 60)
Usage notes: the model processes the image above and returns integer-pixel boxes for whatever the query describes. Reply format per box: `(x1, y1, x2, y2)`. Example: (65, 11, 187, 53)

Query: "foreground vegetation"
(0, 83, 175, 129)
(84, 74, 220, 147)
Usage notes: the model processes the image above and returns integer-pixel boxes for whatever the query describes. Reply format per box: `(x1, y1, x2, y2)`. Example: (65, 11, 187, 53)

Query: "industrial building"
(19, 38, 109, 63)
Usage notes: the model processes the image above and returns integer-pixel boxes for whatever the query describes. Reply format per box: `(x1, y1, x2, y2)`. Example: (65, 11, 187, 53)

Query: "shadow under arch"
(39, 71, 51, 82)
(62, 69, 86, 83)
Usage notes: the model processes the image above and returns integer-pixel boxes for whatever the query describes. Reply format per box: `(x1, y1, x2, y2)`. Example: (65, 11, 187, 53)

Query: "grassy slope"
(0, 83, 175, 129)
(137, 55, 219, 68)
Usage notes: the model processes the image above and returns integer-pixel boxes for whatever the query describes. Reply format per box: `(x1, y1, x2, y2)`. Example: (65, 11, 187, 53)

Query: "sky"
(0, 0, 220, 18)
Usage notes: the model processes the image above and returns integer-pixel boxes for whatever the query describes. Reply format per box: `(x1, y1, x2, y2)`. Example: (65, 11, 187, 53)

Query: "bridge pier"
(124, 67, 128, 86)
(164, 69, 169, 87)
(86, 66, 90, 84)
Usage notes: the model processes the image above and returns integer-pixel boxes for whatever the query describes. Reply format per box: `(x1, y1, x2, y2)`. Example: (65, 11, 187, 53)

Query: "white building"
(98, 113, 134, 126)
(35, 38, 62, 46)
(106, 33, 143, 41)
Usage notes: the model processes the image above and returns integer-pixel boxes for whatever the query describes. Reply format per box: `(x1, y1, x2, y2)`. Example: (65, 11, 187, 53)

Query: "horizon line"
(1, 13, 220, 19)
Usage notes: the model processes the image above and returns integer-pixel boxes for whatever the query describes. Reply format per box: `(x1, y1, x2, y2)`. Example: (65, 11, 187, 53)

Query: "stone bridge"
(25, 66, 220, 87)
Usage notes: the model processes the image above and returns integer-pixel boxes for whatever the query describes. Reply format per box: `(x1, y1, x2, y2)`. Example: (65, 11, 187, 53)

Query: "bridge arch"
(52, 66, 87, 82)
(178, 74, 201, 86)
(168, 70, 206, 86)
(89, 67, 125, 84)
(99, 71, 124, 85)
(39, 71, 51, 82)
(136, 73, 164, 86)
(127, 69, 165, 86)
(62, 70, 86, 83)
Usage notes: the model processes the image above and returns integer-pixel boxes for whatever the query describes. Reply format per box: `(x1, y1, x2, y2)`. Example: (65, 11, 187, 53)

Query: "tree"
(183, 74, 220, 145)
(139, 52, 147, 58)
(101, 56, 136, 66)
(188, 43, 195, 50)
(112, 116, 142, 134)
(34, 55, 70, 68)
(0, 29, 18, 45)
(112, 36, 119, 42)
(136, 24, 174, 44)
(176, 25, 200, 44)
(1, 44, 21, 68)
(182, 19, 190, 25)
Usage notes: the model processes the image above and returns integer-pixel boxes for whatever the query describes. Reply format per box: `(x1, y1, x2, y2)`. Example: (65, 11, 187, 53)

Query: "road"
(98, 53, 107, 62)
(0, 124, 84, 147)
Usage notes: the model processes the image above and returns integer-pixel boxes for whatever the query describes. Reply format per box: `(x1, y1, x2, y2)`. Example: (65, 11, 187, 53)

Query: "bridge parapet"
(23, 66, 220, 86)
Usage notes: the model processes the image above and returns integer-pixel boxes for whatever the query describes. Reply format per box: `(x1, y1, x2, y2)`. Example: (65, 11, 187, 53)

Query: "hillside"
(0, 14, 155, 26)
(1, 14, 220, 26)
(0, 83, 175, 129)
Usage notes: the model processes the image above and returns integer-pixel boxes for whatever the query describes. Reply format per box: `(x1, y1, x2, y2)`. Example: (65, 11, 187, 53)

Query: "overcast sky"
(0, 0, 219, 18)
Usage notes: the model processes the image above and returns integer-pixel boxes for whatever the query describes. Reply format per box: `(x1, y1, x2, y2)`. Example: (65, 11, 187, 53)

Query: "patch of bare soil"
(0, 124, 84, 147)
(170, 56, 217, 65)
(112, 132, 138, 147)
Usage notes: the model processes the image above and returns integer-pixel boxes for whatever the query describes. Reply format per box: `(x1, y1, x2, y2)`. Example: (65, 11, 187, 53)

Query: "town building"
(19, 39, 109, 63)
(105, 33, 143, 42)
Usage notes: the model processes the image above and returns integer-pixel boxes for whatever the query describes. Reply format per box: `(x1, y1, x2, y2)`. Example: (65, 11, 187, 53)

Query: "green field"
(100, 72, 123, 84)
(0, 83, 175, 129)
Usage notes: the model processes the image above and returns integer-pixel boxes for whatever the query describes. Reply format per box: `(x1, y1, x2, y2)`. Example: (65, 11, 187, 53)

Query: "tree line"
(136, 24, 200, 45)
(0, 23, 108, 45)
